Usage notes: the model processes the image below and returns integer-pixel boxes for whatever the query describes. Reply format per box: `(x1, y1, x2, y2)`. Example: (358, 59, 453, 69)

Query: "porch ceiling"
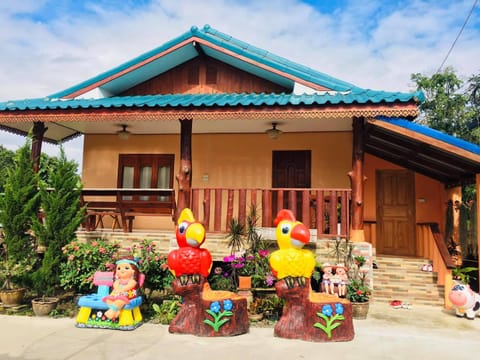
(365, 118, 480, 186)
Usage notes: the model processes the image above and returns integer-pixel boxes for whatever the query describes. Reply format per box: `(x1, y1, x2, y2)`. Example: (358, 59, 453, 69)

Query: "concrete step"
(372, 256, 445, 306)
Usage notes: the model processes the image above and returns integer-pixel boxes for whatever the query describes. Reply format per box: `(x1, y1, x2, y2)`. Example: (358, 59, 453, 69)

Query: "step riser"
(373, 256, 444, 306)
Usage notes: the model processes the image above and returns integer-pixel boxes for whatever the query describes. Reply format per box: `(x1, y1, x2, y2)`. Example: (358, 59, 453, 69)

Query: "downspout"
(175, 118, 193, 220)
(31, 121, 47, 173)
(348, 116, 366, 242)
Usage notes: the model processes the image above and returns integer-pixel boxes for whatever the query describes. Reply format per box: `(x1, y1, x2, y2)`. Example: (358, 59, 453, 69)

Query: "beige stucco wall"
(81, 131, 353, 229)
(82, 133, 449, 233)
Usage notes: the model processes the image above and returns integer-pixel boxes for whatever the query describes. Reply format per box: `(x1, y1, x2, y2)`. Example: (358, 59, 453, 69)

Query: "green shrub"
(60, 239, 120, 293)
(125, 239, 174, 301)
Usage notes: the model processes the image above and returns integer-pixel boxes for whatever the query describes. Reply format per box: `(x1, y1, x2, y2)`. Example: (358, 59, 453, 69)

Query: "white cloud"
(0, 0, 479, 167)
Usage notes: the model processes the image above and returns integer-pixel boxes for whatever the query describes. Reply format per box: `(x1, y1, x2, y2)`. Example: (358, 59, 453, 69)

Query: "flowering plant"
(125, 239, 174, 300)
(223, 249, 275, 288)
(346, 256, 371, 303)
(59, 239, 120, 293)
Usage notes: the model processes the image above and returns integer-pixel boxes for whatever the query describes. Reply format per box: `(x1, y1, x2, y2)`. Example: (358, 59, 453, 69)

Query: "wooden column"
(348, 117, 366, 242)
(31, 121, 47, 173)
(175, 118, 193, 220)
(476, 173, 480, 292)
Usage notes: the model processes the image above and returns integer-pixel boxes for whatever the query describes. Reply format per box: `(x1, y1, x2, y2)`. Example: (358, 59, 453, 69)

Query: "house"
(1, 25, 479, 305)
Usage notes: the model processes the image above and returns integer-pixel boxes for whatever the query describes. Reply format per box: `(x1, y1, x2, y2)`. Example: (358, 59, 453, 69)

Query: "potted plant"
(0, 257, 32, 306)
(346, 256, 371, 319)
(248, 297, 265, 321)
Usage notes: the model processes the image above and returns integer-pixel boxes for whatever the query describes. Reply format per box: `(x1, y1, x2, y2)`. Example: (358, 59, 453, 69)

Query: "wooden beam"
(31, 121, 47, 173)
(175, 118, 192, 219)
(348, 117, 366, 242)
(477, 174, 480, 293)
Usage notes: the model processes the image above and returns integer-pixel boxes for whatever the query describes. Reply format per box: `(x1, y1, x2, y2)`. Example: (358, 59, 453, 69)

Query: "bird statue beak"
(290, 222, 310, 248)
(186, 222, 206, 247)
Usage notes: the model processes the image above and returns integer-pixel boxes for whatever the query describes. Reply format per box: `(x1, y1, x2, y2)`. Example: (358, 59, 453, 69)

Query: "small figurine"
(332, 264, 348, 297)
(321, 263, 334, 294)
(448, 281, 480, 320)
(103, 257, 139, 320)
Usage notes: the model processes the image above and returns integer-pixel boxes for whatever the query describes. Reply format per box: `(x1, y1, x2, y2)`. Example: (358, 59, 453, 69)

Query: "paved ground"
(1, 302, 479, 360)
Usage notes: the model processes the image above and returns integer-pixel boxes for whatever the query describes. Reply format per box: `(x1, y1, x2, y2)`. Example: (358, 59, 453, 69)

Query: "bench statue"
(75, 257, 145, 330)
(167, 208, 249, 336)
(270, 209, 354, 342)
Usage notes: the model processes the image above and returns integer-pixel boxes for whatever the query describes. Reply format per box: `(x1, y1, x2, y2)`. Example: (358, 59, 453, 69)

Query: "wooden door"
(376, 170, 416, 256)
(272, 150, 311, 222)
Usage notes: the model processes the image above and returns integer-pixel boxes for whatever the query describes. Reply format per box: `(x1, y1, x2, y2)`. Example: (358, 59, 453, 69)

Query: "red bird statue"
(167, 208, 212, 285)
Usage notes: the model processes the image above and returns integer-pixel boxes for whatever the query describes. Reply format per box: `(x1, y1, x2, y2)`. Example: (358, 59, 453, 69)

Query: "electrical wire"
(436, 0, 478, 73)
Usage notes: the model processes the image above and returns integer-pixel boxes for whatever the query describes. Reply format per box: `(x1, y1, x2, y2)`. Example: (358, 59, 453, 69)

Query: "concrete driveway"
(1, 302, 479, 360)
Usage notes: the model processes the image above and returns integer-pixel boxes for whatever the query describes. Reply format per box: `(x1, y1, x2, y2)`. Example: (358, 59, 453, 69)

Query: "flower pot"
(238, 276, 252, 289)
(351, 301, 369, 319)
(0, 288, 26, 306)
(248, 312, 264, 321)
(32, 297, 59, 316)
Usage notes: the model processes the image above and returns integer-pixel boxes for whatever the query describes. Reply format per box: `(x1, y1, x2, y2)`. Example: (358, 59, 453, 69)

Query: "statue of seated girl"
(103, 257, 139, 320)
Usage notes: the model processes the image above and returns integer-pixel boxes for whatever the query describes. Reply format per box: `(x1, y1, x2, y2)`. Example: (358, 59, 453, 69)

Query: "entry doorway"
(272, 150, 311, 222)
(376, 170, 416, 256)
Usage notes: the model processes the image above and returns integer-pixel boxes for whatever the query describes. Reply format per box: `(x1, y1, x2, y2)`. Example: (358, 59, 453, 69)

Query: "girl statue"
(103, 257, 139, 320)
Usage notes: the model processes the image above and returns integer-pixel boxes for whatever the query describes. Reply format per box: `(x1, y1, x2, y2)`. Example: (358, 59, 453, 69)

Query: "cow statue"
(448, 282, 480, 320)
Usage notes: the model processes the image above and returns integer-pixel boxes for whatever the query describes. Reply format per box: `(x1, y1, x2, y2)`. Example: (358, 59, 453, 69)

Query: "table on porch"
(81, 188, 176, 233)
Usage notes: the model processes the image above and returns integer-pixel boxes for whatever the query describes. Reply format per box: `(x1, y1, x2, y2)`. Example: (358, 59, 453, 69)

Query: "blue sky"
(0, 0, 479, 167)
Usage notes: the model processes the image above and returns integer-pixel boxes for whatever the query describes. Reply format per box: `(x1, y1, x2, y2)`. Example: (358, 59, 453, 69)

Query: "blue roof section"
(49, 24, 365, 99)
(376, 116, 480, 155)
(0, 90, 424, 111)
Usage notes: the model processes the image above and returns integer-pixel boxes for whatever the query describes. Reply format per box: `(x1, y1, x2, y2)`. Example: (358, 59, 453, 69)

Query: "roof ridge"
(48, 25, 371, 99)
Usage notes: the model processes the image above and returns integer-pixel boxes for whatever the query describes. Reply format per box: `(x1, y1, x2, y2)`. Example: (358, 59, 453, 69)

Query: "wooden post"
(348, 117, 366, 242)
(476, 173, 480, 293)
(175, 118, 192, 219)
(31, 121, 47, 173)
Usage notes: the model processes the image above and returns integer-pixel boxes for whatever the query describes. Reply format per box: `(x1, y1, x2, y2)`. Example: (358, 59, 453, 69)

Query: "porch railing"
(190, 188, 351, 238)
(416, 222, 456, 308)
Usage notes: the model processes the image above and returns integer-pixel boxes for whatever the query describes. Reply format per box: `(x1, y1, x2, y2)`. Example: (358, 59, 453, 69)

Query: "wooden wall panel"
(121, 57, 289, 95)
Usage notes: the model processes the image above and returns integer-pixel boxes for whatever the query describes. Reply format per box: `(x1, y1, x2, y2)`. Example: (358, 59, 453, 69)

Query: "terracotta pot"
(248, 312, 264, 321)
(0, 288, 26, 306)
(238, 276, 252, 289)
(351, 301, 369, 319)
(32, 297, 59, 316)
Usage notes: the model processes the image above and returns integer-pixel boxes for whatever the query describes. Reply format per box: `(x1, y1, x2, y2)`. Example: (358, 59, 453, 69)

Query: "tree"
(466, 74, 480, 144)
(411, 67, 469, 137)
(31, 146, 86, 296)
(0, 139, 40, 264)
(0, 145, 15, 193)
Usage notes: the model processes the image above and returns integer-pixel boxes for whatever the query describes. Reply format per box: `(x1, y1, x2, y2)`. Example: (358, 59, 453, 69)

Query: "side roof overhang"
(365, 117, 480, 187)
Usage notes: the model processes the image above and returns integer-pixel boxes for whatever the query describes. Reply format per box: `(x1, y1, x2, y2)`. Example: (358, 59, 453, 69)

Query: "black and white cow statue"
(448, 282, 480, 320)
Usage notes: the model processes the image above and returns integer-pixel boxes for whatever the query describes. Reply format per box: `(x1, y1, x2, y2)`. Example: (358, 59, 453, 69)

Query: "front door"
(376, 170, 416, 256)
(272, 150, 311, 222)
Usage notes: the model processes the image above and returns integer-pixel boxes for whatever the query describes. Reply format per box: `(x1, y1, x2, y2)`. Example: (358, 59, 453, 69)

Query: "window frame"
(117, 154, 175, 209)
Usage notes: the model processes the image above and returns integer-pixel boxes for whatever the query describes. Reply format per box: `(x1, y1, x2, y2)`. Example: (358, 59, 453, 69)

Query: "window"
(118, 154, 174, 203)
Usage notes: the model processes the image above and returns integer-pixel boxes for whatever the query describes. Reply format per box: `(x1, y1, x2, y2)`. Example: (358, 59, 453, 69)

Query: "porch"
(81, 187, 352, 238)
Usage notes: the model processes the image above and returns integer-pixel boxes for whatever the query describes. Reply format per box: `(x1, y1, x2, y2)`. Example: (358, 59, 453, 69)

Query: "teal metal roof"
(48, 24, 362, 99)
(0, 89, 424, 111)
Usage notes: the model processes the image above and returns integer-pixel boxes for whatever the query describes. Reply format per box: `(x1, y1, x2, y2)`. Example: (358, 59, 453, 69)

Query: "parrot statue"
(269, 209, 315, 288)
(167, 208, 212, 285)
